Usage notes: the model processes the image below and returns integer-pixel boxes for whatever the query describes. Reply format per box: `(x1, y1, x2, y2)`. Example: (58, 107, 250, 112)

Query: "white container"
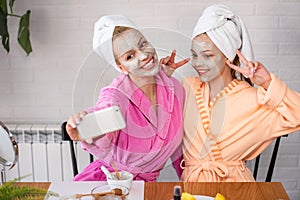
(107, 171, 134, 191)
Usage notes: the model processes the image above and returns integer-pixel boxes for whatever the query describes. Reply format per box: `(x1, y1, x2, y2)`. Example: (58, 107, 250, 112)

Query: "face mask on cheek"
(192, 54, 225, 83)
(122, 49, 159, 77)
(114, 29, 159, 77)
(191, 42, 227, 82)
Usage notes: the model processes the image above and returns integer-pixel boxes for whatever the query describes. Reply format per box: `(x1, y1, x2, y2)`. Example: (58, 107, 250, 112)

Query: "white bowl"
(106, 171, 134, 191)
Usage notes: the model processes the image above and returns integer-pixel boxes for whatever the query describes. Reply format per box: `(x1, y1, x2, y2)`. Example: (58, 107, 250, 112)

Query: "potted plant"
(0, 0, 32, 55)
(0, 176, 58, 200)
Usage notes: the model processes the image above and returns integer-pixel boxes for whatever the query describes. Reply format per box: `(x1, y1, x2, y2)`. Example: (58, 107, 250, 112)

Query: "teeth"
(197, 69, 209, 74)
(198, 69, 209, 72)
(143, 59, 153, 69)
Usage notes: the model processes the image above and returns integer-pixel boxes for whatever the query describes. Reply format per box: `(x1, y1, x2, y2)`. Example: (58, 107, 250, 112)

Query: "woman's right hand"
(226, 50, 272, 90)
(66, 111, 87, 141)
(160, 50, 190, 77)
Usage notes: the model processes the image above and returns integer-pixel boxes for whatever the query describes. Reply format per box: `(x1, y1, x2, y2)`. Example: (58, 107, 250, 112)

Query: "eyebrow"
(190, 49, 212, 53)
(201, 50, 212, 53)
(119, 35, 145, 58)
(137, 36, 144, 45)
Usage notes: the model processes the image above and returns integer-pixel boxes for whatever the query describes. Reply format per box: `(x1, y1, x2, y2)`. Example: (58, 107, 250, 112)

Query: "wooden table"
(15, 182, 290, 200)
(144, 182, 290, 200)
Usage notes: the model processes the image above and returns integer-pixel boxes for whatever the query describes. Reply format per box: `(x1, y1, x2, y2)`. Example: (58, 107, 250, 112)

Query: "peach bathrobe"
(181, 74, 300, 182)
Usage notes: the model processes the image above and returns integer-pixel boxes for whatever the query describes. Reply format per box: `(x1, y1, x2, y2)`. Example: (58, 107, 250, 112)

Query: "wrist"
(84, 138, 93, 144)
(261, 76, 272, 90)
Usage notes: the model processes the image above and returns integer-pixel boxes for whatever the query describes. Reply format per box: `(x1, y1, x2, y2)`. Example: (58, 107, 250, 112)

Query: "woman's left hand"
(160, 50, 190, 77)
(226, 50, 272, 89)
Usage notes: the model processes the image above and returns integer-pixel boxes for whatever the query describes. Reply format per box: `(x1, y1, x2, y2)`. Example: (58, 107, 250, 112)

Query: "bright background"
(0, 1, 300, 199)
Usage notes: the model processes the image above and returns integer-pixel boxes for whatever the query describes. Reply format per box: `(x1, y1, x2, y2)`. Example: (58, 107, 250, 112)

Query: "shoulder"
(98, 74, 129, 102)
(227, 80, 258, 106)
(235, 80, 257, 95)
(157, 70, 184, 90)
(182, 76, 201, 91)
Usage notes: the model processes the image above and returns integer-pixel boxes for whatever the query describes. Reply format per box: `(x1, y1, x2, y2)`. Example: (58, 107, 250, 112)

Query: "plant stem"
(7, 13, 21, 18)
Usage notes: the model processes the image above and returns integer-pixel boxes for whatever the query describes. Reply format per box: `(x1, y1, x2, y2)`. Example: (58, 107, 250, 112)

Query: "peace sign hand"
(160, 50, 190, 77)
(226, 50, 272, 89)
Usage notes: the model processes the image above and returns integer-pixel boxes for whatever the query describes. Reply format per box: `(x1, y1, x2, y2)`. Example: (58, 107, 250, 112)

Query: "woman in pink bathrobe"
(66, 15, 189, 182)
(178, 4, 300, 182)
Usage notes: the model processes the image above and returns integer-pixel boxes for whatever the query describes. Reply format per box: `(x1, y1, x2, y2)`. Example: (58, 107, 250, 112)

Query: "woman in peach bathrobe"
(178, 5, 300, 182)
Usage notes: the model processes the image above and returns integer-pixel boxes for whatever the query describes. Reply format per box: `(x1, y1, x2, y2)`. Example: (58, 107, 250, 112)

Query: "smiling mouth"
(141, 57, 155, 70)
(196, 68, 210, 75)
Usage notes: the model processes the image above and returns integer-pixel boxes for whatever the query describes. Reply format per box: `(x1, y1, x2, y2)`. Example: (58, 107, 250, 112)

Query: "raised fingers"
(236, 50, 249, 67)
(169, 50, 176, 63)
(160, 56, 170, 65)
(226, 60, 249, 75)
(173, 58, 190, 69)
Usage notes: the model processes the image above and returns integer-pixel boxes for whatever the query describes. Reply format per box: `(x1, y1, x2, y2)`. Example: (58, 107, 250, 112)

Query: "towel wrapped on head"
(92, 15, 138, 72)
(192, 4, 254, 69)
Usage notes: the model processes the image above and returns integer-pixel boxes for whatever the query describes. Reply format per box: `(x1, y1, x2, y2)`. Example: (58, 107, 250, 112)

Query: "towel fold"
(192, 4, 254, 68)
(93, 15, 137, 72)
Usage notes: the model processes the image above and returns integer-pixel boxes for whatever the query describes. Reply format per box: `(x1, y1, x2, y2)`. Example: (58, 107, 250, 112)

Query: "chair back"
(61, 121, 94, 177)
(253, 135, 287, 182)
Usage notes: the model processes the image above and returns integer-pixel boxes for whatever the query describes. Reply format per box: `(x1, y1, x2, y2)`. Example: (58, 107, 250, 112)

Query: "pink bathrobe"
(74, 70, 185, 182)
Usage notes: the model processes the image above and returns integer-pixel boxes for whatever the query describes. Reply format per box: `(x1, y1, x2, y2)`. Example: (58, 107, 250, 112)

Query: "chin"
(142, 64, 160, 77)
(148, 65, 160, 76)
(199, 74, 212, 82)
(199, 77, 210, 82)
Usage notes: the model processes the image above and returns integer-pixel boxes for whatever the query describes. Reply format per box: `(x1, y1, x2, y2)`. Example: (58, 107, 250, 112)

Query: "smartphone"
(77, 106, 126, 139)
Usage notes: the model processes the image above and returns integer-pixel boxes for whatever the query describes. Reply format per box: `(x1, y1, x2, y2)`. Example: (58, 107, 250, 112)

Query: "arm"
(227, 51, 300, 136)
(73, 87, 123, 158)
(258, 74, 300, 135)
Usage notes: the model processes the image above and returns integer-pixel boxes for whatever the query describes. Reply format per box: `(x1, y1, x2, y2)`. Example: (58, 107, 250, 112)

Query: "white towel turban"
(93, 15, 138, 72)
(192, 4, 254, 66)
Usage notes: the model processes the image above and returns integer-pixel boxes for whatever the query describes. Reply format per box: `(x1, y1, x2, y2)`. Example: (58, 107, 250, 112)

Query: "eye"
(126, 54, 134, 60)
(141, 41, 148, 48)
(203, 54, 213, 58)
(191, 53, 197, 58)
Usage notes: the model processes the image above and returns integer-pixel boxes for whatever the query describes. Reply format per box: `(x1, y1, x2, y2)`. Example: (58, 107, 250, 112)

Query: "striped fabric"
(195, 79, 240, 161)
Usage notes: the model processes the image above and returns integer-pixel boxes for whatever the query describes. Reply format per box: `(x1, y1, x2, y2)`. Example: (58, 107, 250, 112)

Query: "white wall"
(1, 0, 300, 199)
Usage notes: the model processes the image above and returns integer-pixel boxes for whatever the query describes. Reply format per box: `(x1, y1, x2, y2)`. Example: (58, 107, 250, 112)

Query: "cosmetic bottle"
(173, 185, 181, 200)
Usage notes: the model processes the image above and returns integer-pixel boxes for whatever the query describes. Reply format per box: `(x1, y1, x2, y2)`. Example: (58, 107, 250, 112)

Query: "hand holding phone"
(77, 106, 126, 140)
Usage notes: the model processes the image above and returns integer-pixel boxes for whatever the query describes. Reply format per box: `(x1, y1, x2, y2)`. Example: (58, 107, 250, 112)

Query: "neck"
(208, 68, 233, 101)
(129, 75, 157, 105)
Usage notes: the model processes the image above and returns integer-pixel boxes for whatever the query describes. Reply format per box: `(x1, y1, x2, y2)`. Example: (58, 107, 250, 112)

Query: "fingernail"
(70, 122, 76, 128)
(75, 118, 80, 124)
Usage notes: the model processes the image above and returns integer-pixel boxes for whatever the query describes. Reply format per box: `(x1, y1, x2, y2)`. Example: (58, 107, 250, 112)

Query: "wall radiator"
(3, 124, 265, 183)
(4, 123, 91, 182)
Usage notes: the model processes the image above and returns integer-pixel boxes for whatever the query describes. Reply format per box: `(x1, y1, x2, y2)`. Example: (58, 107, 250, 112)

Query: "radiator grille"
(4, 123, 91, 182)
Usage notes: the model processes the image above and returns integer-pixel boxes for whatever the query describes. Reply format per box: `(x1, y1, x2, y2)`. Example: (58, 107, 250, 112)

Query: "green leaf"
(0, 175, 59, 200)
(18, 10, 32, 55)
(9, 0, 15, 14)
(0, 6, 9, 53)
(0, 0, 7, 15)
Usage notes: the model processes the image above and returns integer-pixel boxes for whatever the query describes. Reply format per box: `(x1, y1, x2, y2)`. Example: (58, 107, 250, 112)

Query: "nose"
(191, 57, 203, 68)
(137, 50, 148, 61)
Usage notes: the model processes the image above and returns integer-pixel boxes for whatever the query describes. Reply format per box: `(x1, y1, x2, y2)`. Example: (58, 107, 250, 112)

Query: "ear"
(117, 64, 129, 75)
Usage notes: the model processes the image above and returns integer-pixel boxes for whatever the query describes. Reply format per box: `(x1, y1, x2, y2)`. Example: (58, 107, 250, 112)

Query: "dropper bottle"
(173, 185, 182, 200)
